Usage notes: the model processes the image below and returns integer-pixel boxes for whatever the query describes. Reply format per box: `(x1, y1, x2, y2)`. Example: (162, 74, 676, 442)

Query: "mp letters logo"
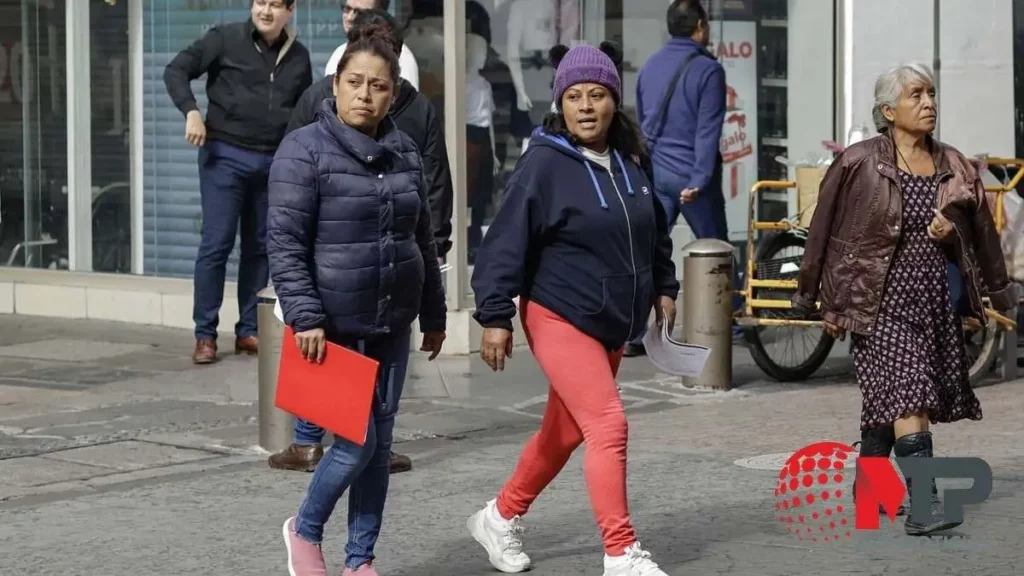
(775, 441, 992, 541)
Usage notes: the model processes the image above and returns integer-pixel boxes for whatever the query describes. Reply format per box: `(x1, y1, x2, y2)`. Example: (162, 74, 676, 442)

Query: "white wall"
(786, 0, 836, 165)
(846, 0, 1014, 157)
(848, 0, 935, 137)
(938, 0, 1015, 157)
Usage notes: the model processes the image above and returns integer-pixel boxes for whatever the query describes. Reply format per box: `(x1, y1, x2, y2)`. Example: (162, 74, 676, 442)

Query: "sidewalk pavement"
(0, 315, 1021, 575)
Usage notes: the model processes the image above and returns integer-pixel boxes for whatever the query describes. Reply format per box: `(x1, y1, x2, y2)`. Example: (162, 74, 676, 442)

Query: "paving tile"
(0, 456, 109, 487)
(0, 339, 151, 362)
(42, 441, 219, 472)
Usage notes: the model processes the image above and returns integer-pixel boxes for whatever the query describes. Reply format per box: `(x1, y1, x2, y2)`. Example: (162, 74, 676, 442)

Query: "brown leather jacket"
(793, 134, 1015, 335)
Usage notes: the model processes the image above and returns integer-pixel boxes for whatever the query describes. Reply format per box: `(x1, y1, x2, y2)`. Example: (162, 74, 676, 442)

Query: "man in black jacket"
(163, 0, 312, 365)
(268, 9, 453, 476)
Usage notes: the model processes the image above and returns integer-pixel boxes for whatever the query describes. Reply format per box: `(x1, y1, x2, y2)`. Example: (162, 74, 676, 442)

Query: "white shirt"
(466, 74, 495, 128)
(580, 146, 612, 171)
(324, 43, 420, 90)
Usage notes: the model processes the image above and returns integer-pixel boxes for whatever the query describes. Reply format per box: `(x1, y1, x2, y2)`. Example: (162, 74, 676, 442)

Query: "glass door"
(90, 0, 132, 273)
(0, 0, 69, 269)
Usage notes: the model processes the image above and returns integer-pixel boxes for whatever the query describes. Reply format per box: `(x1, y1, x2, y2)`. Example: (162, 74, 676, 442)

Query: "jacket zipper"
(606, 166, 638, 342)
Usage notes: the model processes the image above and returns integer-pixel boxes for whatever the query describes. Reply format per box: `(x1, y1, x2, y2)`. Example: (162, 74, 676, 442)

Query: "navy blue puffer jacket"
(267, 99, 447, 338)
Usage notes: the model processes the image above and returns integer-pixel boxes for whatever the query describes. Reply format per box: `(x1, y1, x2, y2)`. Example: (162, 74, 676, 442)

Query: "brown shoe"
(268, 443, 323, 472)
(389, 451, 412, 474)
(235, 335, 258, 355)
(192, 339, 218, 364)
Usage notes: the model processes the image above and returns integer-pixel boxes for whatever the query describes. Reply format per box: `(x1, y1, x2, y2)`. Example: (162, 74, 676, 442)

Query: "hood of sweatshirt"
(526, 130, 637, 210)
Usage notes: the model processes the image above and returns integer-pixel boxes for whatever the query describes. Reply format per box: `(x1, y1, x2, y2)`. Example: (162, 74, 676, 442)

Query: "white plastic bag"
(1000, 192, 1024, 282)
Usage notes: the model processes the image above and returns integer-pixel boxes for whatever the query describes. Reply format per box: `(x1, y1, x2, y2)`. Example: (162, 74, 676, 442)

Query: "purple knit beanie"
(552, 44, 622, 107)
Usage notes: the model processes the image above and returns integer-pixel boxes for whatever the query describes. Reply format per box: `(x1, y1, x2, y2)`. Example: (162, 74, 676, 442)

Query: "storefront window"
(0, 0, 68, 270)
(92, 0, 133, 273)
(462, 0, 584, 297)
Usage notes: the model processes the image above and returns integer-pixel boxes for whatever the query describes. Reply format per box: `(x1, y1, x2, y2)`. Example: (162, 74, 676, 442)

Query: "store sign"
(710, 21, 757, 243)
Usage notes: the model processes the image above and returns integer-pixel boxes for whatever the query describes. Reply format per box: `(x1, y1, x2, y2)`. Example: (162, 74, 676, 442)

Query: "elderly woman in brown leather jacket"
(793, 63, 1014, 537)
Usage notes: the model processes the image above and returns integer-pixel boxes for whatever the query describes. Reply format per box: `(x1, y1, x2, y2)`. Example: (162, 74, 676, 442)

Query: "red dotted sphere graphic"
(774, 441, 855, 543)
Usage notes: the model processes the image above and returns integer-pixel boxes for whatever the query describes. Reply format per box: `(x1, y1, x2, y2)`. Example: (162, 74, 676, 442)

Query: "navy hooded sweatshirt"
(471, 132, 680, 351)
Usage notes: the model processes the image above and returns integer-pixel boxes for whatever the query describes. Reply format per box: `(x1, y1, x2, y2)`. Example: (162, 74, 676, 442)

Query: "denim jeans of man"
(294, 327, 411, 569)
(193, 140, 272, 341)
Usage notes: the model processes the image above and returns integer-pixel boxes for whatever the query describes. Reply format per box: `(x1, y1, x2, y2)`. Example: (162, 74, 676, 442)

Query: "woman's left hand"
(420, 331, 446, 361)
(928, 209, 954, 242)
(656, 295, 677, 332)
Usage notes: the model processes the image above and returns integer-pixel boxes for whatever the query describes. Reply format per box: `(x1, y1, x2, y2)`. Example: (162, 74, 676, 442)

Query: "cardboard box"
(796, 167, 827, 228)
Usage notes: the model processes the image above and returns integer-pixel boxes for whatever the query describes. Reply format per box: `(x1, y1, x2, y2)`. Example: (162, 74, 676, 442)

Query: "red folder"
(275, 326, 380, 446)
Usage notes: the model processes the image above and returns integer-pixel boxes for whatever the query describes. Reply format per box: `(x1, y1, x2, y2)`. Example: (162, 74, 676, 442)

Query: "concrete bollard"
(256, 286, 295, 453)
(681, 239, 734, 390)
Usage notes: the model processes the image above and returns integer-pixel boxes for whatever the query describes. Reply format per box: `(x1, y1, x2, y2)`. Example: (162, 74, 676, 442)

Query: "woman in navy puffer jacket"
(268, 24, 446, 576)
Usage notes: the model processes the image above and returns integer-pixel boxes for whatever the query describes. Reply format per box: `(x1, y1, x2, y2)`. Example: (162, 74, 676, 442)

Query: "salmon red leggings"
(495, 300, 637, 555)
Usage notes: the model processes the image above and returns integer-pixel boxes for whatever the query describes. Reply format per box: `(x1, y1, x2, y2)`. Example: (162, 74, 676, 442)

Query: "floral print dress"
(851, 170, 983, 430)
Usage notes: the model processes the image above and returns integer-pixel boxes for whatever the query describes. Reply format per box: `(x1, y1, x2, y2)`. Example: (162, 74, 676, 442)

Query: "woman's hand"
(295, 328, 326, 363)
(823, 321, 846, 341)
(480, 327, 513, 371)
(928, 209, 954, 242)
(420, 331, 446, 361)
(656, 295, 677, 332)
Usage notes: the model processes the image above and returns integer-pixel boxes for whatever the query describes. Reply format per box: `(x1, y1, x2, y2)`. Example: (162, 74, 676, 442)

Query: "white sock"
(490, 501, 509, 523)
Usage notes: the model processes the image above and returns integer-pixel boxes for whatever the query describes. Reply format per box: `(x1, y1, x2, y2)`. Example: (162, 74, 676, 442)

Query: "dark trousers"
(193, 140, 272, 341)
(466, 125, 495, 254)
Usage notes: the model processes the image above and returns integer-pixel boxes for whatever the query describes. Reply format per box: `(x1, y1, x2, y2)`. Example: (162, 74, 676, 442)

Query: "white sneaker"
(466, 499, 532, 573)
(603, 542, 668, 576)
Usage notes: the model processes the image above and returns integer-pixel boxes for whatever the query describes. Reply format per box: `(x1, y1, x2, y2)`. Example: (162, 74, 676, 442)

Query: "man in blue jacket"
(637, 0, 726, 241)
(629, 0, 731, 356)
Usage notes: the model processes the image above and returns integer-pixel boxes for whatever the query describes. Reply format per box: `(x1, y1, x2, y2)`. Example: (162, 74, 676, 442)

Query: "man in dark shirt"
(163, 0, 312, 364)
(267, 8, 453, 477)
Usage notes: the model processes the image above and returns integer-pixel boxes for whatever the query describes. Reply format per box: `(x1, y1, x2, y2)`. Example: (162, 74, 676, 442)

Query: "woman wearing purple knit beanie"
(466, 42, 679, 576)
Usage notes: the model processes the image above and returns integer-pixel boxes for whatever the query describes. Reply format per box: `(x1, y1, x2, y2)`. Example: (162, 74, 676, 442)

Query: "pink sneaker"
(342, 564, 379, 576)
(283, 517, 328, 576)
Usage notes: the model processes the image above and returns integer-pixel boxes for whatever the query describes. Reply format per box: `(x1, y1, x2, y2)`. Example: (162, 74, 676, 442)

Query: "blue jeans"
(193, 140, 272, 341)
(294, 417, 327, 446)
(294, 327, 411, 569)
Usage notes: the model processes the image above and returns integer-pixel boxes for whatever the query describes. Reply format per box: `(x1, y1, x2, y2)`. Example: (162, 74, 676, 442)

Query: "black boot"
(893, 431, 962, 536)
(853, 426, 906, 516)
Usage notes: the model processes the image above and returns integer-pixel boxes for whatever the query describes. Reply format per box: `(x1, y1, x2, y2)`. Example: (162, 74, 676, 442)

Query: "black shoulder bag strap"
(644, 50, 703, 150)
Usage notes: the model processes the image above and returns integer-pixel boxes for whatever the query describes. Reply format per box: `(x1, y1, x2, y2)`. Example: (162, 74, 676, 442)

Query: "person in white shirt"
(325, 0, 419, 89)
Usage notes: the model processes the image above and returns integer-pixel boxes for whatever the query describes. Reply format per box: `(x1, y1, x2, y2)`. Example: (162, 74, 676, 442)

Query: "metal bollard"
(257, 286, 295, 453)
(681, 239, 734, 390)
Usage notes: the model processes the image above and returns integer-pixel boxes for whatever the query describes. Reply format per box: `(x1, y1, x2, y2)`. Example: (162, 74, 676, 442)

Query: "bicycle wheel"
(745, 231, 835, 381)
(965, 315, 999, 386)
